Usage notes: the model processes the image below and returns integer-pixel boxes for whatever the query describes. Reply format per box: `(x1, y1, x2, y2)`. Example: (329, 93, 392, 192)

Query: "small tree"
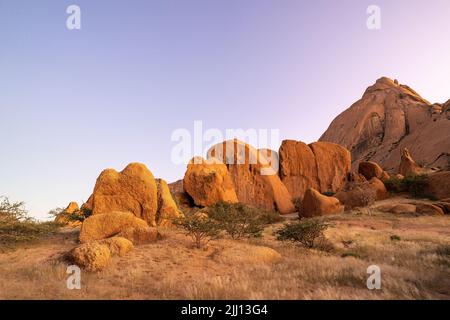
(0, 196, 28, 222)
(276, 219, 329, 248)
(174, 212, 221, 249)
(208, 202, 266, 239)
(0, 196, 60, 248)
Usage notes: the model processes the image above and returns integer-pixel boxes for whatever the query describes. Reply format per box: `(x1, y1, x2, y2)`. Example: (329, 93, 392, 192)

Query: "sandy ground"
(0, 201, 449, 300)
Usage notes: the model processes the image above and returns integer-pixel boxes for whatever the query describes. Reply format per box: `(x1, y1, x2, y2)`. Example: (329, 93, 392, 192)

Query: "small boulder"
(183, 157, 238, 207)
(415, 203, 445, 216)
(117, 225, 159, 245)
(358, 161, 384, 180)
(369, 177, 389, 200)
(100, 237, 134, 257)
(71, 242, 111, 272)
(79, 211, 149, 243)
(377, 203, 417, 214)
(300, 188, 343, 217)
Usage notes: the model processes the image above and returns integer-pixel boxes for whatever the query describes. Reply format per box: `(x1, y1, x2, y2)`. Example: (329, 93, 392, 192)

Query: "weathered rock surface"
(415, 203, 445, 216)
(299, 188, 343, 217)
(207, 140, 295, 214)
(424, 171, 450, 200)
(117, 225, 160, 245)
(71, 242, 112, 272)
(183, 157, 238, 207)
(377, 203, 417, 214)
(100, 237, 134, 257)
(279, 140, 351, 200)
(79, 211, 149, 243)
(320, 77, 450, 171)
(89, 163, 159, 226)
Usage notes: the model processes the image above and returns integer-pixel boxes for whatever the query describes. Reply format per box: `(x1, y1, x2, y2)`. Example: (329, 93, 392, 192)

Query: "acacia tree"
(174, 212, 221, 249)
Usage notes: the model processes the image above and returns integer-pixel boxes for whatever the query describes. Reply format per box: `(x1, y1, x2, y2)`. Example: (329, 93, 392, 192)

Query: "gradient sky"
(1, 0, 449, 219)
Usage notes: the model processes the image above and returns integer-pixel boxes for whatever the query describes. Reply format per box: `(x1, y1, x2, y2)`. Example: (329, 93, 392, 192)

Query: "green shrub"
(384, 176, 405, 193)
(403, 174, 429, 198)
(322, 191, 335, 197)
(276, 218, 329, 248)
(49, 206, 92, 223)
(384, 174, 429, 198)
(174, 212, 221, 249)
(207, 202, 272, 239)
(0, 197, 60, 249)
(390, 235, 401, 241)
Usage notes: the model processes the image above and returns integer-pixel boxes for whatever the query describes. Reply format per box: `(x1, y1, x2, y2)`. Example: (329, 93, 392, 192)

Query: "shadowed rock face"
(320, 77, 450, 171)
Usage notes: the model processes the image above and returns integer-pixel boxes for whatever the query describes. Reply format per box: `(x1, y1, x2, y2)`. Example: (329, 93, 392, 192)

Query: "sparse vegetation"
(384, 174, 430, 198)
(49, 206, 92, 223)
(0, 196, 60, 250)
(207, 202, 270, 239)
(276, 218, 329, 248)
(390, 235, 401, 241)
(174, 212, 221, 249)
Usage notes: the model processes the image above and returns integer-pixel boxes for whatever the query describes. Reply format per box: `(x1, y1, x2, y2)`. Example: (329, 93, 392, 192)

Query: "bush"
(49, 206, 92, 223)
(403, 175, 429, 198)
(384, 174, 429, 198)
(207, 202, 273, 239)
(0, 197, 60, 249)
(383, 176, 404, 193)
(174, 212, 221, 249)
(276, 218, 329, 248)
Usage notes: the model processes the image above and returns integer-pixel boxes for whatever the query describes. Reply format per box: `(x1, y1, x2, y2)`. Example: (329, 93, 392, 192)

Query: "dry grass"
(0, 209, 449, 300)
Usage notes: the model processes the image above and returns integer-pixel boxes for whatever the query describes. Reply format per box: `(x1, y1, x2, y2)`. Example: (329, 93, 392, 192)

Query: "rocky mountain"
(320, 77, 450, 172)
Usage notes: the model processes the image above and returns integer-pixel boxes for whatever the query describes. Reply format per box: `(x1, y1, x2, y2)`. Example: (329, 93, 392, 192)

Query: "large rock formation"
(183, 157, 238, 207)
(85, 163, 182, 227)
(320, 77, 450, 171)
(299, 188, 343, 217)
(89, 163, 159, 225)
(278, 140, 351, 200)
(207, 140, 296, 214)
(398, 148, 435, 176)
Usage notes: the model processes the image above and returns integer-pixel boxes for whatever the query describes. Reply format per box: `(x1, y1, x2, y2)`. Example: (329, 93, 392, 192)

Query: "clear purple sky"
(1, 0, 449, 219)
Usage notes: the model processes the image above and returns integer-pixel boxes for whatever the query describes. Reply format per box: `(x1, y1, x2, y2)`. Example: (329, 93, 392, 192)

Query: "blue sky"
(1, 0, 449, 219)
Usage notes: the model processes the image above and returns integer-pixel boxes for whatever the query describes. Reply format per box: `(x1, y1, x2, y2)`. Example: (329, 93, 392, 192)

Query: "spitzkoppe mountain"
(320, 77, 450, 172)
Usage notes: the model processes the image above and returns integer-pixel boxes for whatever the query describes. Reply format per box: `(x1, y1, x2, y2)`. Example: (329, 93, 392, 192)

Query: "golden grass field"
(1, 203, 449, 300)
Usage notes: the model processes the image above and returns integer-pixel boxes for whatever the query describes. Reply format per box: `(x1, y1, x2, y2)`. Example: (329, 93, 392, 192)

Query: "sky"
(1, 0, 449, 220)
